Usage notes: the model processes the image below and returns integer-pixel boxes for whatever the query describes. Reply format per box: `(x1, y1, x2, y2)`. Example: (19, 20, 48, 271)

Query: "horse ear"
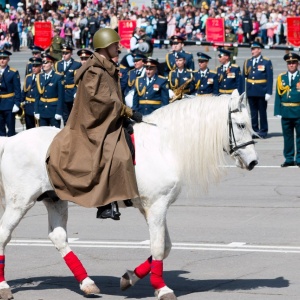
(238, 92, 246, 111)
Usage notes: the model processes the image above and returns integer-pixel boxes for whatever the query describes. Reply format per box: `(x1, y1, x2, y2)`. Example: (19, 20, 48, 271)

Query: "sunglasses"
(287, 61, 298, 64)
(42, 61, 51, 64)
(145, 66, 155, 70)
(80, 57, 88, 61)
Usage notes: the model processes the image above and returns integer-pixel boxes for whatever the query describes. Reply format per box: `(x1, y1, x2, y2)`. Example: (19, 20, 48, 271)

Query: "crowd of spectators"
(0, 0, 298, 50)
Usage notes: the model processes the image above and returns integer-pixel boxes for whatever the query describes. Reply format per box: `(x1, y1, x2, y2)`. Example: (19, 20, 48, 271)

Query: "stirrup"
(96, 202, 121, 220)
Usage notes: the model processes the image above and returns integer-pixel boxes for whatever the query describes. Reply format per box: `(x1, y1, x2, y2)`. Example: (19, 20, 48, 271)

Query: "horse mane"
(143, 95, 233, 192)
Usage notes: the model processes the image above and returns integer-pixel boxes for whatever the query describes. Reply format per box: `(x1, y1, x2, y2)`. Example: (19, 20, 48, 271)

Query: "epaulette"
(187, 69, 193, 72)
(55, 71, 64, 76)
(231, 64, 238, 67)
(278, 72, 286, 77)
(209, 70, 217, 74)
(9, 67, 17, 72)
(263, 56, 270, 61)
(158, 75, 167, 79)
(120, 64, 127, 69)
(185, 51, 192, 54)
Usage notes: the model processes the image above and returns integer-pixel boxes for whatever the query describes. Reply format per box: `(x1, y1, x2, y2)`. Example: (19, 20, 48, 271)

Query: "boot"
(96, 202, 121, 220)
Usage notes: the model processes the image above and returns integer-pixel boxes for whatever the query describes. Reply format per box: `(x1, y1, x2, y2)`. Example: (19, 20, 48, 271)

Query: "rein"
(228, 108, 255, 156)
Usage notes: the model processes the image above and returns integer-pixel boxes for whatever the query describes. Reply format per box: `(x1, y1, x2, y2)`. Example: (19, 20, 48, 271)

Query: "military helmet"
(93, 28, 120, 50)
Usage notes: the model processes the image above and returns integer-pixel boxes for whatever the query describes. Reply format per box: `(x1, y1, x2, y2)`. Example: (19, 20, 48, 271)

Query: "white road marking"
(8, 239, 300, 254)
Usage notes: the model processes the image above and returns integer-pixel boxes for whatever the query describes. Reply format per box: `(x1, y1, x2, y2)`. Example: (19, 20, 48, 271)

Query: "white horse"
(0, 90, 257, 300)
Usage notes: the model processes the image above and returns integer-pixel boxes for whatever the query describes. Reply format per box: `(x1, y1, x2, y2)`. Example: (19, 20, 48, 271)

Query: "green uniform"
(274, 71, 300, 164)
(50, 36, 65, 61)
(225, 33, 238, 64)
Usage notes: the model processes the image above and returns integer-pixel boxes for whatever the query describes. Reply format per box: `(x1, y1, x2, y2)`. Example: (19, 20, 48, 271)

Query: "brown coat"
(46, 53, 139, 208)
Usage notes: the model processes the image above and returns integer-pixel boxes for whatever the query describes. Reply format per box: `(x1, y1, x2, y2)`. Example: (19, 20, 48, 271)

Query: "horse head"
(229, 90, 258, 171)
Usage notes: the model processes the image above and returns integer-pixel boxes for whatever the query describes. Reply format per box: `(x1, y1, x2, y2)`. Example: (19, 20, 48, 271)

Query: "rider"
(46, 28, 143, 220)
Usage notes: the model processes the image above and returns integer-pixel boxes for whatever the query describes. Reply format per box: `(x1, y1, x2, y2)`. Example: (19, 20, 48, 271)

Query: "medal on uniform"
(258, 65, 265, 71)
(296, 82, 300, 91)
(153, 84, 159, 91)
(207, 78, 214, 84)
(227, 73, 235, 78)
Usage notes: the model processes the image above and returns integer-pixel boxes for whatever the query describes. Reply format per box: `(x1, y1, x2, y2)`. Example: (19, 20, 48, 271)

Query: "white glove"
(233, 56, 237, 60)
(265, 94, 271, 101)
(275, 115, 282, 119)
(12, 104, 19, 113)
(34, 113, 40, 120)
(168, 89, 175, 99)
(73, 93, 76, 98)
(55, 114, 62, 120)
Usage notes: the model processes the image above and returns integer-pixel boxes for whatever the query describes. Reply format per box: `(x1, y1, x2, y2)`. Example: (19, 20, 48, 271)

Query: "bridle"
(228, 108, 255, 156)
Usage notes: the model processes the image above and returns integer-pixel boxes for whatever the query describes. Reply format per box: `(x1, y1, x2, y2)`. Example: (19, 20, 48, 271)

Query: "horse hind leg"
(0, 200, 35, 300)
(43, 199, 100, 295)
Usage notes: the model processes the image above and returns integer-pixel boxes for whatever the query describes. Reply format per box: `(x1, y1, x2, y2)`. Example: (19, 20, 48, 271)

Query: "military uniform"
(217, 64, 242, 95)
(55, 46, 81, 125)
(35, 66, 64, 128)
(50, 29, 65, 61)
(0, 50, 21, 136)
(225, 26, 238, 64)
(274, 53, 300, 166)
(169, 68, 195, 96)
(132, 58, 169, 115)
(243, 42, 273, 138)
(22, 57, 43, 129)
(194, 69, 218, 96)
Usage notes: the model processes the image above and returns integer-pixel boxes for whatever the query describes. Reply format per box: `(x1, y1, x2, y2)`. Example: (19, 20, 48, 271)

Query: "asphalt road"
(4, 46, 300, 300)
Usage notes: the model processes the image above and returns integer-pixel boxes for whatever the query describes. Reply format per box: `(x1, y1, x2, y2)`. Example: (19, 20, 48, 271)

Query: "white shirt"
(289, 71, 297, 85)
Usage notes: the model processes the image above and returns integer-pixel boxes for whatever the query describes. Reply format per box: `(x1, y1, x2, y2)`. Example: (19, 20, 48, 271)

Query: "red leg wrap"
(63, 251, 88, 282)
(0, 255, 5, 282)
(150, 260, 166, 290)
(134, 256, 152, 278)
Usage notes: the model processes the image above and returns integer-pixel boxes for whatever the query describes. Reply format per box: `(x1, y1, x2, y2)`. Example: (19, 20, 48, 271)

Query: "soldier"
(242, 41, 273, 139)
(22, 57, 42, 129)
(0, 49, 21, 136)
(165, 36, 194, 75)
(55, 44, 81, 125)
(224, 25, 238, 64)
(77, 49, 93, 66)
(217, 48, 243, 95)
(50, 28, 65, 61)
(34, 54, 64, 128)
(25, 45, 44, 76)
(169, 52, 195, 100)
(132, 57, 169, 115)
(123, 53, 147, 108)
(193, 52, 219, 96)
(274, 53, 300, 167)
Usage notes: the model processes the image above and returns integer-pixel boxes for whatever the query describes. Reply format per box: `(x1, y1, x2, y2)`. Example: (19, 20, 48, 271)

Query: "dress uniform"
(243, 41, 273, 138)
(217, 48, 243, 95)
(25, 45, 44, 76)
(22, 57, 42, 129)
(193, 52, 219, 96)
(0, 50, 21, 136)
(274, 53, 300, 167)
(165, 36, 194, 75)
(77, 48, 93, 65)
(225, 25, 238, 64)
(55, 45, 81, 125)
(123, 53, 147, 107)
(35, 54, 64, 128)
(169, 52, 195, 97)
(132, 58, 169, 115)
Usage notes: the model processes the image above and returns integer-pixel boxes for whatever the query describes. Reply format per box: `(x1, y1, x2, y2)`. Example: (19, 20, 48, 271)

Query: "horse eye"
(237, 123, 245, 129)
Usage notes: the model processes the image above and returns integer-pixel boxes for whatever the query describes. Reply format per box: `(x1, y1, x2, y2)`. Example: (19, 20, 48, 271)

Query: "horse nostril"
(248, 160, 258, 170)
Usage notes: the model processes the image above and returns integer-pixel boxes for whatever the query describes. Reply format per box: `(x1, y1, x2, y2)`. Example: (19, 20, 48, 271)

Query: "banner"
(34, 21, 52, 49)
(287, 17, 300, 47)
(119, 20, 136, 49)
(205, 18, 225, 43)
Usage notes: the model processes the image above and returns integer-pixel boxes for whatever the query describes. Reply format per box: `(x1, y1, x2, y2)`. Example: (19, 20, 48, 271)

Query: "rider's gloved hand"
(131, 111, 143, 123)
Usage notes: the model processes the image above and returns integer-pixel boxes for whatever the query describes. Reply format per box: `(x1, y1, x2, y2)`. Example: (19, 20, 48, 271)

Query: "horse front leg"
(121, 203, 176, 300)
(43, 199, 100, 295)
(0, 201, 35, 300)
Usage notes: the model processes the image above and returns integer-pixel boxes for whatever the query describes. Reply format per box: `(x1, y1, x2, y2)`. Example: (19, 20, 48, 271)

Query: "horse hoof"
(80, 277, 100, 295)
(159, 293, 177, 300)
(0, 288, 14, 300)
(120, 270, 140, 291)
